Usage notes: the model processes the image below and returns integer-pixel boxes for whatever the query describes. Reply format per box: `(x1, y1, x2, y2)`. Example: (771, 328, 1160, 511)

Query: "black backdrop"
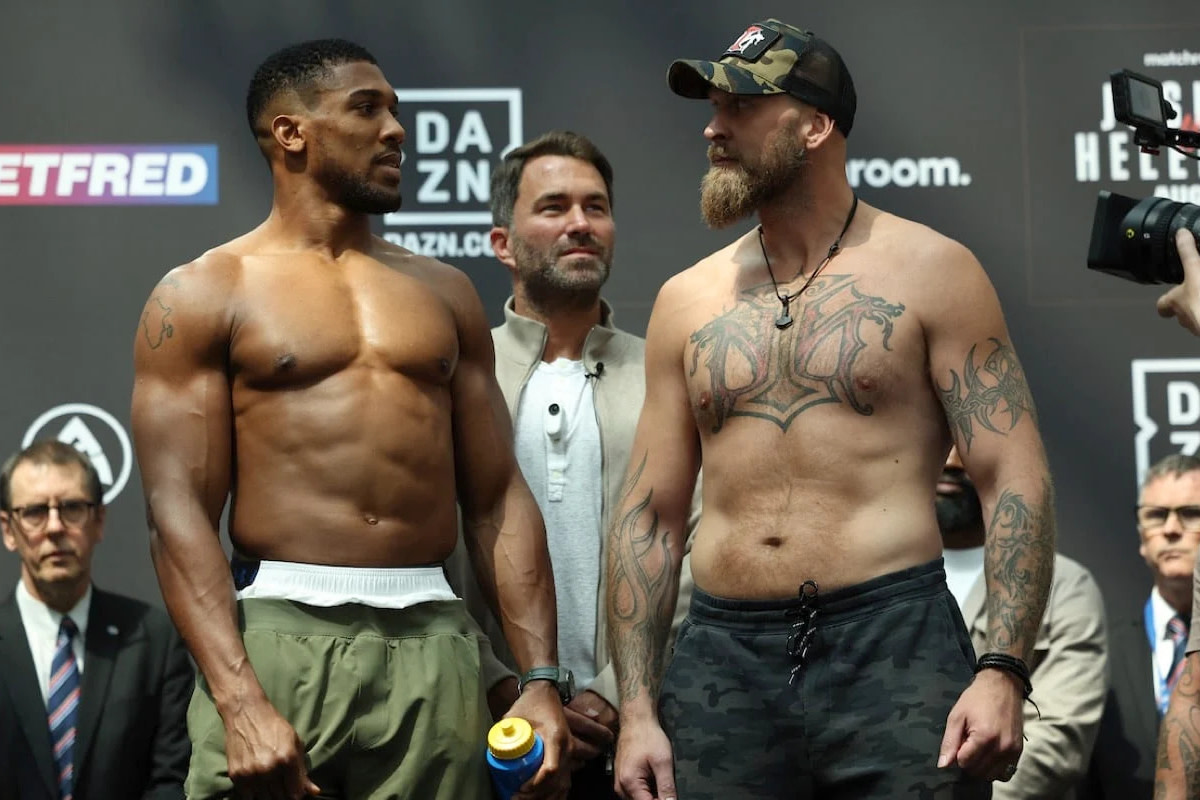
(2, 0, 1199, 623)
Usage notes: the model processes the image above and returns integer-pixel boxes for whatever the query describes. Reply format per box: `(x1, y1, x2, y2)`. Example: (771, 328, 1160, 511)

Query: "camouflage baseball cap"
(667, 18, 857, 136)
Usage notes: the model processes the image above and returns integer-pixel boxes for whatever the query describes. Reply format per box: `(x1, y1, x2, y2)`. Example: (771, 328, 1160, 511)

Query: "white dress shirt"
(14, 580, 91, 704)
(1150, 586, 1188, 709)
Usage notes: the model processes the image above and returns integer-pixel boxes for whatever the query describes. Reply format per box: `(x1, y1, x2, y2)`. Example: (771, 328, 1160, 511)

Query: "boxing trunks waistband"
(232, 556, 457, 609)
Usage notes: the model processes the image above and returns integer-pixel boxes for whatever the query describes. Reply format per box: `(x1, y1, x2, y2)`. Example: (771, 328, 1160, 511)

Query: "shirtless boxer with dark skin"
(131, 39, 568, 800)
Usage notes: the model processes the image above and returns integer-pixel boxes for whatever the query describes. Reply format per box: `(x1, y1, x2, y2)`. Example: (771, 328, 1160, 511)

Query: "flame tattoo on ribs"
(689, 275, 906, 433)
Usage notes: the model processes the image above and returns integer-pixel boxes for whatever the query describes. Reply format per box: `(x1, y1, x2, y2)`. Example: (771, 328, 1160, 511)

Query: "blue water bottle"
(486, 717, 544, 800)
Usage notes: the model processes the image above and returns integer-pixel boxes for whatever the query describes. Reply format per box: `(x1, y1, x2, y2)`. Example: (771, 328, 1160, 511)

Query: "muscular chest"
(685, 273, 915, 434)
(231, 260, 458, 388)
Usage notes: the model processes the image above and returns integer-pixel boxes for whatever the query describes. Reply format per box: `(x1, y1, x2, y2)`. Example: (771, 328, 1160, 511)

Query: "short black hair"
(1, 440, 104, 511)
(489, 130, 615, 228)
(245, 38, 379, 137)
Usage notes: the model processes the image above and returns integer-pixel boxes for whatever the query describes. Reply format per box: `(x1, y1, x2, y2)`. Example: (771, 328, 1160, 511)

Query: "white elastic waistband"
(235, 560, 458, 609)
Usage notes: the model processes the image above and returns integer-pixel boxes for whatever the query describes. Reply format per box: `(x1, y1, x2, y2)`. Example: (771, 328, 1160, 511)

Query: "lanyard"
(1146, 597, 1173, 715)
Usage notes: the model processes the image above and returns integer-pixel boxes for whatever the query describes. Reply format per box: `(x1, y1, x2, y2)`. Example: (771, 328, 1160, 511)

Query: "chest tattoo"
(688, 275, 905, 433)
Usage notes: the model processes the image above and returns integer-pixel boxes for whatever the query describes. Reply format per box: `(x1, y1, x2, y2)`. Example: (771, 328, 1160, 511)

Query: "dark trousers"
(659, 558, 992, 800)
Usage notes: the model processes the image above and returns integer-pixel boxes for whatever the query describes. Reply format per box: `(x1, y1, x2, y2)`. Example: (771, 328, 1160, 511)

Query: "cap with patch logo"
(667, 18, 857, 137)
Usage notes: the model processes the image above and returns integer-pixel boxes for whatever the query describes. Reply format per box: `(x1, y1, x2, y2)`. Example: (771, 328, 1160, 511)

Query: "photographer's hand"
(1157, 229, 1200, 336)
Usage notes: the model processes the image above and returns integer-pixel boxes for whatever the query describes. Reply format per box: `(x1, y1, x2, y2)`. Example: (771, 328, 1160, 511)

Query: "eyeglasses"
(1137, 505, 1200, 532)
(7, 501, 96, 531)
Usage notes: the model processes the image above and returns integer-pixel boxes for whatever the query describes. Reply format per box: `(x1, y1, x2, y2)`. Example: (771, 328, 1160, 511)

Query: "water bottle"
(486, 717, 544, 800)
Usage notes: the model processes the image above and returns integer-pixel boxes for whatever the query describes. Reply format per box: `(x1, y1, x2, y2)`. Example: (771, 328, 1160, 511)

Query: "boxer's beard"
(700, 122, 807, 229)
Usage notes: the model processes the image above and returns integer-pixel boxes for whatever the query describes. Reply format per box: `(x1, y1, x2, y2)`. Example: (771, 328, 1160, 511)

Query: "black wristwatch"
(519, 666, 576, 704)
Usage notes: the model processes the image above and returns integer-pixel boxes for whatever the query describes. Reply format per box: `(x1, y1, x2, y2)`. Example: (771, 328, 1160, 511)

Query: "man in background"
(1085, 454, 1200, 799)
(447, 130, 698, 799)
(0, 440, 191, 800)
(939, 445, 1108, 798)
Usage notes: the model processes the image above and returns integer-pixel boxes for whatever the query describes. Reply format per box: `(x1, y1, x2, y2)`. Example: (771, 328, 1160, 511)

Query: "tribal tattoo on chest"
(688, 274, 905, 433)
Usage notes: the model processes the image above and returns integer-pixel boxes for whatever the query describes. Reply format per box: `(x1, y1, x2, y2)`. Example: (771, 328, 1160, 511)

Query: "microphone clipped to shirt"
(584, 361, 605, 380)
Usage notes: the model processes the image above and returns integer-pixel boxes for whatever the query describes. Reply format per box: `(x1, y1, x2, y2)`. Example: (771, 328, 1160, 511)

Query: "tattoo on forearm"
(985, 479, 1054, 656)
(607, 456, 677, 704)
(1156, 655, 1200, 797)
(938, 338, 1036, 452)
(688, 275, 904, 433)
(141, 297, 175, 349)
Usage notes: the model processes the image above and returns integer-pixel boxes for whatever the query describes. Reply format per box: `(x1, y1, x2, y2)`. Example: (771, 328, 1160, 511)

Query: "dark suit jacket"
(0, 585, 193, 800)
(1080, 611, 1159, 800)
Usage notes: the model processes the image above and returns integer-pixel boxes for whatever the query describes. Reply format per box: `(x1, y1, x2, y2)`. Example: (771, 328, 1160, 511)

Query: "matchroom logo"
(0, 145, 218, 205)
(383, 88, 523, 260)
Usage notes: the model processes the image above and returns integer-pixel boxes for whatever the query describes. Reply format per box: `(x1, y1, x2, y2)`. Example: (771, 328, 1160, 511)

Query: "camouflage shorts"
(659, 558, 991, 800)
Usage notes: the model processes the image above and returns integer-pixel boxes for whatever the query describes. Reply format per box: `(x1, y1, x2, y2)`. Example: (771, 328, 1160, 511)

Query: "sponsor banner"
(1132, 358, 1200, 488)
(846, 156, 972, 189)
(0, 144, 218, 205)
(23, 403, 133, 504)
(382, 88, 522, 260)
(1020, 26, 1200, 304)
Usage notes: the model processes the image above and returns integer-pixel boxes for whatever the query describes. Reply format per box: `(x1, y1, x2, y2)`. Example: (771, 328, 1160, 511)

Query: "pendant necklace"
(759, 194, 859, 330)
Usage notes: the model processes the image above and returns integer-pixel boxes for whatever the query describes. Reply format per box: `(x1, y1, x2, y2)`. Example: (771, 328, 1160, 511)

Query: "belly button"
(365, 515, 379, 526)
(762, 536, 783, 548)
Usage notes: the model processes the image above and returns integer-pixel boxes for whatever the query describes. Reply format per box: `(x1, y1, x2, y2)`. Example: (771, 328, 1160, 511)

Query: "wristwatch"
(519, 666, 576, 704)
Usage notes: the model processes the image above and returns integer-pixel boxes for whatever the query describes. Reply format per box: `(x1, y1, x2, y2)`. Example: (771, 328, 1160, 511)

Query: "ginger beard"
(700, 118, 807, 229)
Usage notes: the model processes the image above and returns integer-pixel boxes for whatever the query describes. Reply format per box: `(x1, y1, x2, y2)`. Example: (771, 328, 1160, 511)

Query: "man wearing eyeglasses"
(1083, 453, 1200, 800)
(0, 439, 192, 800)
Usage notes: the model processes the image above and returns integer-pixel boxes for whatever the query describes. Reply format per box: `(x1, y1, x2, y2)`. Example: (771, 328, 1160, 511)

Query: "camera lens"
(1120, 197, 1200, 284)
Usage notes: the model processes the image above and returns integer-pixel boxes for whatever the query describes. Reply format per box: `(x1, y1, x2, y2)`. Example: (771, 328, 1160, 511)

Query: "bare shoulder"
(655, 232, 751, 311)
(372, 235, 487, 333)
(869, 209, 982, 273)
(373, 235, 473, 292)
(864, 208, 997, 310)
(135, 235, 258, 360)
(148, 232, 257, 304)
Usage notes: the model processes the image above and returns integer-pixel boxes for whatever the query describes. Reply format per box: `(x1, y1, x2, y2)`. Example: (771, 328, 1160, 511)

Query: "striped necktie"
(47, 616, 80, 800)
(1167, 614, 1191, 700)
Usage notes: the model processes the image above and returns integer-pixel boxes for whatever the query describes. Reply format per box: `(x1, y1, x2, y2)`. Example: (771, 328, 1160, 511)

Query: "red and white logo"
(727, 26, 767, 55)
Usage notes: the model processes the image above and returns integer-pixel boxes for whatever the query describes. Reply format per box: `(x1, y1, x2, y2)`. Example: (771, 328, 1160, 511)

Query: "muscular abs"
(202, 251, 464, 566)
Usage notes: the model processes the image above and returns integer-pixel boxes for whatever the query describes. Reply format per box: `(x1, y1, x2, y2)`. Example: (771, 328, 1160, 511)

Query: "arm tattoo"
(607, 456, 677, 705)
(985, 479, 1054, 656)
(141, 297, 175, 349)
(938, 337, 1037, 453)
(1156, 655, 1200, 797)
(688, 275, 904, 433)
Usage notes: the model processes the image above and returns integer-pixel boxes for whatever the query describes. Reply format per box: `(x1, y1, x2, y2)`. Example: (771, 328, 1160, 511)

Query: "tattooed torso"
(673, 223, 1046, 596)
(687, 273, 907, 434)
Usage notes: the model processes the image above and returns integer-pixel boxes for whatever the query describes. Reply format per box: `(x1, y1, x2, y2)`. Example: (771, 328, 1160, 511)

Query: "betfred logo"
(0, 145, 218, 205)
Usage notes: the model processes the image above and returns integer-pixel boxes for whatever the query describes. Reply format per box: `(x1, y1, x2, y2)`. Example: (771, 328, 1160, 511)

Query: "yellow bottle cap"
(488, 717, 536, 759)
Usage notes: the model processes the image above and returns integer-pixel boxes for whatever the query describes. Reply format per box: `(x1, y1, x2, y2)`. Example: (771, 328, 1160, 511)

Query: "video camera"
(1086, 69, 1200, 284)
